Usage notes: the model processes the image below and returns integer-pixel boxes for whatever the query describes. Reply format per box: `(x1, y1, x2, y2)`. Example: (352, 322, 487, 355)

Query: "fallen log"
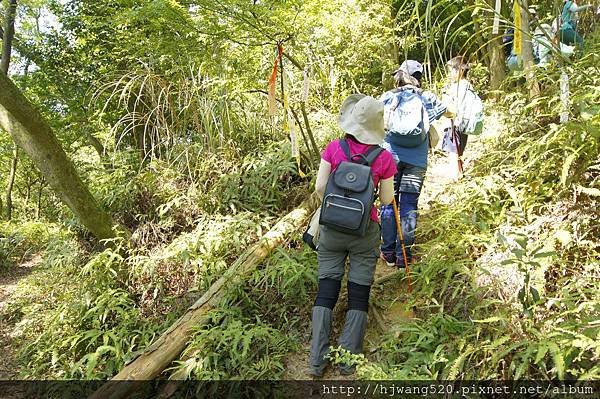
(90, 197, 318, 399)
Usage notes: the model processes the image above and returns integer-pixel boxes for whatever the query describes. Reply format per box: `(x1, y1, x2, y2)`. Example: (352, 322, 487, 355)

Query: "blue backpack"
(381, 87, 429, 147)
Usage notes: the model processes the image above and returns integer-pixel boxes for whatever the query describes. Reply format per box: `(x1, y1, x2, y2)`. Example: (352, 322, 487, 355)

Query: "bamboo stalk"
(300, 102, 320, 158)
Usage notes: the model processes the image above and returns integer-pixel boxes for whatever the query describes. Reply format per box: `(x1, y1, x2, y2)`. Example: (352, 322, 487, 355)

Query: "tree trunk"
(5, 145, 18, 220)
(1, 0, 17, 73)
(86, 131, 105, 157)
(24, 175, 32, 204)
(383, 1, 400, 89)
(35, 179, 44, 219)
(2, 0, 18, 219)
(90, 197, 318, 399)
(299, 102, 319, 160)
(519, 0, 540, 97)
(0, 72, 125, 240)
(487, 0, 506, 92)
(488, 35, 506, 92)
(278, 53, 320, 162)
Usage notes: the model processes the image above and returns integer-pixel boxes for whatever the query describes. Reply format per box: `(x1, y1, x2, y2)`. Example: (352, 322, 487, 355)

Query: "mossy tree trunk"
(2, 0, 18, 220)
(487, 0, 506, 93)
(0, 72, 124, 240)
(518, 0, 540, 97)
(0, 0, 17, 73)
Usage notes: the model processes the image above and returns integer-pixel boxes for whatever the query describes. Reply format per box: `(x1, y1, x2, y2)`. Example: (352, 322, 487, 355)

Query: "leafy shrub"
(127, 211, 272, 317)
(179, 310, 292, 380)
(206, 143, 304, 214)
(234, 246, 318, 332)
(0, 222, 61, 269)
(17, 243, 171, 379)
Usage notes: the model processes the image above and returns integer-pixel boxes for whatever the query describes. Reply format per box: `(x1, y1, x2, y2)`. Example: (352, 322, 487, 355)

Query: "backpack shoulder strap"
(339, 138, 352, 161)
(391, 88, 412, 111)
(363, 146, 384, 166)
(341, 139, 383, 166)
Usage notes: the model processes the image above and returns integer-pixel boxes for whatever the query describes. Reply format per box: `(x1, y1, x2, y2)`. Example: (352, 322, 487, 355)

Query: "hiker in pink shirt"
(309, 94, 396, 377)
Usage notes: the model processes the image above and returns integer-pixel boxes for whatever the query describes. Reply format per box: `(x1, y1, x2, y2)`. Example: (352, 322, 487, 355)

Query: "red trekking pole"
(392, 197, 412, 293)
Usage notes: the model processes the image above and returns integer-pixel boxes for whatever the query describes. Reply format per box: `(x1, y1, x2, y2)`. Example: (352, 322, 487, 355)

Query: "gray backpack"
(319, 139, 383, 237)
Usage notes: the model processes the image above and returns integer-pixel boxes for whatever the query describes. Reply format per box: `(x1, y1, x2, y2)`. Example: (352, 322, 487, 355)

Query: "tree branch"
(282, 50, 304, 70)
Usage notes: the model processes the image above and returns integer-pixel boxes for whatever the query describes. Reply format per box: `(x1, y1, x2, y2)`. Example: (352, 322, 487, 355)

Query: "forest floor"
(0, 253, 43, 380)
(283, 111, 506, 379)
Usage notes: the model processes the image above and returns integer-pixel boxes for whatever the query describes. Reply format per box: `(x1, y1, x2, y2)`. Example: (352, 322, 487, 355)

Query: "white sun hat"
(394, 60, 424, 77)
(338, 94, 385, 145)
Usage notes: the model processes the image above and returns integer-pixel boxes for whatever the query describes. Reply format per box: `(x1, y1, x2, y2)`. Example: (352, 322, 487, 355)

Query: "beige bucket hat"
(337, 94, 385, 145)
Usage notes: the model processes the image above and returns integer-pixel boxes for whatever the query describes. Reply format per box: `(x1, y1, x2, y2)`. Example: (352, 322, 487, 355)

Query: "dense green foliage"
(349, 35, 600, 380)
(0, 0, 598, 384)
(176, 247, 317, 379)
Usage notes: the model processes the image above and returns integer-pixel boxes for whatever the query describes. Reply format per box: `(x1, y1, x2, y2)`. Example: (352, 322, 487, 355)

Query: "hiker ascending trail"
(441, 56, 484, 180)
(533, 24, 554, 67)
(309, 94, 396, 377)
(559, 0, 593, 47)
(379, 61, 448, 269)
(503, 27, 520, 72)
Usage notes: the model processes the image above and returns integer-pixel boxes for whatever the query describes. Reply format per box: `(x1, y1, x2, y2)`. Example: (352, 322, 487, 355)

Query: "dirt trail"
(283, 111, 505, 379)
(422, 111, 505, 208)
(0, 253, 43, 381)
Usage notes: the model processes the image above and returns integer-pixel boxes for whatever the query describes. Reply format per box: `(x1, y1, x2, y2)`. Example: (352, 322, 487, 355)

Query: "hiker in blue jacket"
(559, 1, 593, 48)
(379, 60, 449, 268)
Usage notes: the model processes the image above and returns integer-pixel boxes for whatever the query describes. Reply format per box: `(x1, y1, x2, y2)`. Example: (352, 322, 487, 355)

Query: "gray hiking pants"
(317, 221, 380, 286)
(309, 221, 379, 372)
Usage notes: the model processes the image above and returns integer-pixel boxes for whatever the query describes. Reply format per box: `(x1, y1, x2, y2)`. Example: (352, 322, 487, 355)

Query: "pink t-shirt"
(322, 138, 397, 222)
